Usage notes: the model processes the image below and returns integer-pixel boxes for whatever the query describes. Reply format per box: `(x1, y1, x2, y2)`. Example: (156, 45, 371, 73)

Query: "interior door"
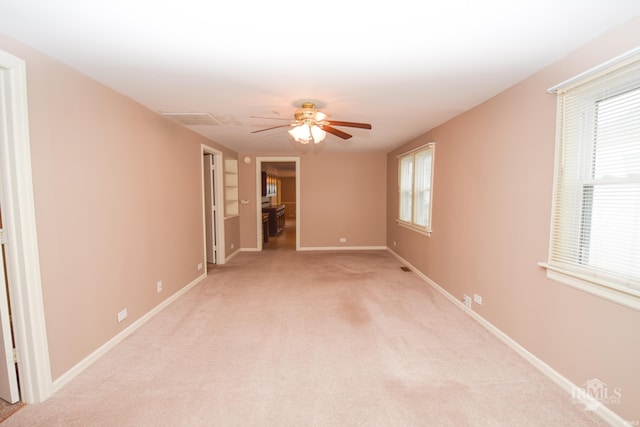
(203, 154, 217, 264)
(0, 223, 19, 403)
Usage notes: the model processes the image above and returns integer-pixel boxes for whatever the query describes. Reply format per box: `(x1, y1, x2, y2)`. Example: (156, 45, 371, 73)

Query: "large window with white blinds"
(398, 143, 435, 234)
(544, 52, 640, 310)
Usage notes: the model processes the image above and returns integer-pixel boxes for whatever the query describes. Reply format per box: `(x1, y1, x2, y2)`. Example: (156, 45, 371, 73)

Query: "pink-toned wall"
(387, 18, 640, 421)
(280, 177, 296, 218)
(224, 216, 241, 258)
(239, 151, 387, 249)
(0, 34, 238, 380)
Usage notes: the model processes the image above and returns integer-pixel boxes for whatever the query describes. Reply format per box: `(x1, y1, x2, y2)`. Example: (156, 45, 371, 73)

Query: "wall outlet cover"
(463, 295, 472, 308)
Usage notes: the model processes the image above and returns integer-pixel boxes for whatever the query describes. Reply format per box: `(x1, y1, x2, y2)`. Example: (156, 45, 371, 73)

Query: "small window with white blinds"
(543, 50, 640, 311)
(397, 143, 435, 235)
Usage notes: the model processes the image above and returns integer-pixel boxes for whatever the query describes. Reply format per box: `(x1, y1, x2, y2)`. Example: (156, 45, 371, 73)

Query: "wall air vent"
(161, 113, 221, 126)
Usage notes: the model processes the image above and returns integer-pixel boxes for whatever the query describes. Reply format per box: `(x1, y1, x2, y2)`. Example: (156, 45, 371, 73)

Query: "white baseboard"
(225, 248, 241, 261)
(387, 248, 628, 427)
(298, 246, 387, 251)
(241, 246, 387, 252)
(51, 272, 207, 394)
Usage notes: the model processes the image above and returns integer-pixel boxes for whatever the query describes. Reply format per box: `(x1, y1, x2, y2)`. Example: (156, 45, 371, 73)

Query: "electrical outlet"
(117, 308, 128, 323)
(462, 295, 472, 308)
(339, 237, 347, 243)
(197, 263, 203, 271)
(474, 293, 483, 305)
(393, 241, 397, 246)
(156, 281, 163, 293)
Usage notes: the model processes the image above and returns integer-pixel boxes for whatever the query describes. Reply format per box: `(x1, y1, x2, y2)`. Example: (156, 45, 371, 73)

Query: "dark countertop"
(262, 205, 285, 212)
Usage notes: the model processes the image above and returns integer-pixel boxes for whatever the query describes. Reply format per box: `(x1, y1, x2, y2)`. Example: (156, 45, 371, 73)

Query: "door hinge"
(12, 348, 18, 364)
(0, 229, 6, 244)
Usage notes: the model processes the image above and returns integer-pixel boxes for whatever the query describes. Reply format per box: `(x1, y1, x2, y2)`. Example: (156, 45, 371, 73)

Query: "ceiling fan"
(250, 102, 372, 144)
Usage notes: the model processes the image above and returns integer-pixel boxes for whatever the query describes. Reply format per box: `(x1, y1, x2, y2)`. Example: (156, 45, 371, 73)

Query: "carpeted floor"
(3, 250, 606, 426)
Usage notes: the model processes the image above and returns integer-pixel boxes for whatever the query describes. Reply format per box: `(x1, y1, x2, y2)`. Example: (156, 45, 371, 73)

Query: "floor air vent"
(400, 266, 411, 272)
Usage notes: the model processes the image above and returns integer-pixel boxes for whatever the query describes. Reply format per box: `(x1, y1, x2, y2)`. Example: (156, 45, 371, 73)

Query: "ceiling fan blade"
(325, 120, 372, 129)
(250, 116, 292, 121)
(322, 125, 353, 139)
(250, 124, 293, 133)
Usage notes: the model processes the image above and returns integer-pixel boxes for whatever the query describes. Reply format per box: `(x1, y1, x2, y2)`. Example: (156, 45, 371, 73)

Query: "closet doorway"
(202, 146, 225, 267)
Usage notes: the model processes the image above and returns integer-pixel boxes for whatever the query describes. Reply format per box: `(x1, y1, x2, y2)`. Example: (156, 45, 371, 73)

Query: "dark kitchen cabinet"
(262, 205, 285, 236)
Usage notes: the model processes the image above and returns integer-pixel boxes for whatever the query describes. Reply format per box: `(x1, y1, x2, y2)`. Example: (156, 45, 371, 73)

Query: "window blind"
(413, 149, 433, 227)
(397, 143, 435, 233)
(549, 57, 640, 294)
(399, 156, 413, 223)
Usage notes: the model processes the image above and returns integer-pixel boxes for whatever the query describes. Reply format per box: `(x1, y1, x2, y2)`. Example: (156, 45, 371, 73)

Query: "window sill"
(396, 220, 432, 237)
(538, 262, 640, 312)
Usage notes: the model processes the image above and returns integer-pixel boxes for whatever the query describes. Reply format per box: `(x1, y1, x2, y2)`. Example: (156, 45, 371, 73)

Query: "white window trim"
(541, 47, 640, 312)
(539, 262, 640, 312)
(397, 143, 435, 236)
(546, 47, 640, 94)
(396, 219, 432, 236)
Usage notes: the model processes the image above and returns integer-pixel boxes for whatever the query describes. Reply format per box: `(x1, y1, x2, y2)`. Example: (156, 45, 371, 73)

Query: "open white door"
(0, 227, 19, 404)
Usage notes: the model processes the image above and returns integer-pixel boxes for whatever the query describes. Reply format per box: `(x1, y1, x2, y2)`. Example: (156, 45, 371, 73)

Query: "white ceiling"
(1, 1, 639, 153)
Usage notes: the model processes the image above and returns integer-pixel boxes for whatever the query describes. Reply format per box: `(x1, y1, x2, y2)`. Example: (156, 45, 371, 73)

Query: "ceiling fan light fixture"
(252, 101, 371, 144)
(288, 122, 326, 144)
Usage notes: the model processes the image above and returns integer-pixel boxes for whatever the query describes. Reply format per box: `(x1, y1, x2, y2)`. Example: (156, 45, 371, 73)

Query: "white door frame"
(255, 157, 300, 251)
(0, 222, 20, 403)
(0, 50, 52, 402)
(201, 144, 225, 265)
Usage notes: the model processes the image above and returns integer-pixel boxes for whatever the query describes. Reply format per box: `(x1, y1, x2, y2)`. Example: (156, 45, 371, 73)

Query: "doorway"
(0, 49, 51, 404)
(202, 146, 225, 267)
(256, 157, 300, 251)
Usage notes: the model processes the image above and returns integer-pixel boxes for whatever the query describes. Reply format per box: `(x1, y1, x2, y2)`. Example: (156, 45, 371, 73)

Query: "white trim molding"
(52, 273, 206, 394)
(396, 220, 432, 237)
(240, 247, 260, 252)
(0, 49, 52, 403)
(388, 248, 630, 427)
(547, 46, 640, 93)
(225, 248, 241, 262)
(539, 262, 640, 312)
(298, 246, 387, 251)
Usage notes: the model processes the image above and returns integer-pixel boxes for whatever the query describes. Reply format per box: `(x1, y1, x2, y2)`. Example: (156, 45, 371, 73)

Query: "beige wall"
(224, 216, 241, 259)
(239, 151, 387, 249)
(280, 176, 296, 218)
(387, 17, 640, 421)
(0, 34, 238, 380)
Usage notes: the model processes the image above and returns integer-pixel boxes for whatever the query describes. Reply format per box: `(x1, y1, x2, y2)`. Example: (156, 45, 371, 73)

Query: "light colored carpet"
(5, 250, 606, 426)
